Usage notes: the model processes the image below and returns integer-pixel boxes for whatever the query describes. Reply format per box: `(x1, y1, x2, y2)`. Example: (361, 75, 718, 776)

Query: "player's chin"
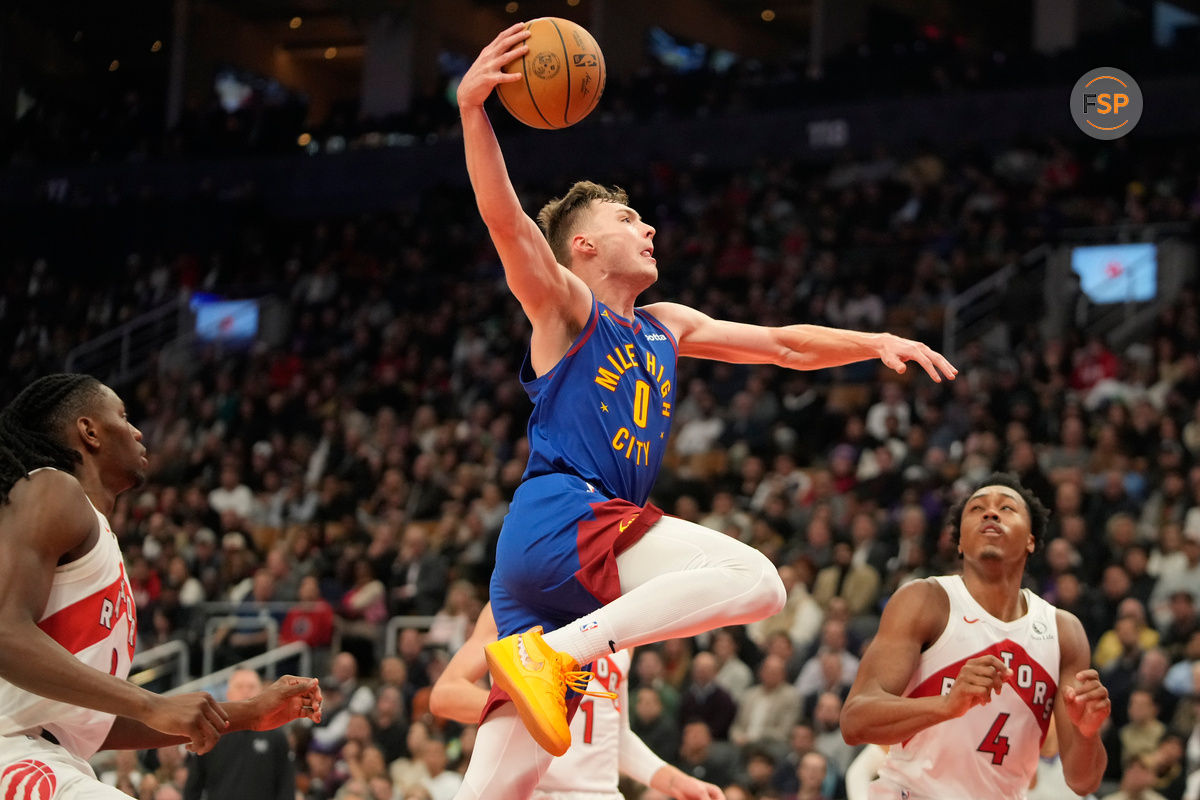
(128, 468, 148, 491)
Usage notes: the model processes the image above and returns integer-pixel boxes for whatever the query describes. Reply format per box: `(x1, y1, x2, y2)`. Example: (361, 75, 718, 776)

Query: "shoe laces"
(561, 667, 618, 701)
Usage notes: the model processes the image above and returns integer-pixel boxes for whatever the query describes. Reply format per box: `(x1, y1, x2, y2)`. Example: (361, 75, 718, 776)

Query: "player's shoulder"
(1, 467, 96, 543)
(888, 576, 950, 608)
(880, 577, 951, 637)
(1051, 605, 1087, 638)
(639, 301, 703, 327)
(6, 466, 87, 505)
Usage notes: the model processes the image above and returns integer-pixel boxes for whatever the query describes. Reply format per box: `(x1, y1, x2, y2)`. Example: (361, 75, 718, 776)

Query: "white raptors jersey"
(0, 479, 136, 760)
(876, 576, 1059, 800)
(533, 650, 631, 800)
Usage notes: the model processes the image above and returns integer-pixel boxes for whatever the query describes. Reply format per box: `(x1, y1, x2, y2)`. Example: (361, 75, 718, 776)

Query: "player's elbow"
(837, 702, 869, 746)
(1063, 761, 1105, 797)
(1066, 775, 1102, 797)
(428, 683, 453, 719)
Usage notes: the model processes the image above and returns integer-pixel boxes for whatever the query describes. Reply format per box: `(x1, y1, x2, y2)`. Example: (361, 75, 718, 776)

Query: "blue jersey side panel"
(519, 298, 679, 506)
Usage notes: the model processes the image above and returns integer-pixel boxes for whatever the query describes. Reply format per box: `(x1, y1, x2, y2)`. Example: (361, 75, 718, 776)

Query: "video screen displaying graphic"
(1070, 243, 1157, 304)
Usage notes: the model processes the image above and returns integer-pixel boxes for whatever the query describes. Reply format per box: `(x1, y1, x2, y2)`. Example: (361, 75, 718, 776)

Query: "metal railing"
(942, 243, 1055, 361)
(64, 296, 188, 385)
(202, 614, 280, 677)
(167, 641, 312, 698)
(383, 615, 436, 658)
(130, 640, 190, 688)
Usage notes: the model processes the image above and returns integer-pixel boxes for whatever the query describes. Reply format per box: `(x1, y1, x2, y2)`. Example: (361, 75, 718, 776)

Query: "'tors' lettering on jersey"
(932, 639, 1057, 724)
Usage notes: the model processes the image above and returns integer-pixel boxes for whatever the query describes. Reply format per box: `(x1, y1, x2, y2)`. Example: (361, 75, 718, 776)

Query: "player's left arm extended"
(429, 603, 495, 723)
(616, 679, 724, 800)
(102, 676, 322, 750)
(642, 302, 956, 383)
(1053, 610, 1109, 796)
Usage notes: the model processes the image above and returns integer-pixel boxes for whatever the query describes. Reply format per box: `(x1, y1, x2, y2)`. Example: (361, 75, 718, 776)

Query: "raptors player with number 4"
(431, 604, 723, 800)
(0, 374, 322, 800)
(841, 472, 1110, 799)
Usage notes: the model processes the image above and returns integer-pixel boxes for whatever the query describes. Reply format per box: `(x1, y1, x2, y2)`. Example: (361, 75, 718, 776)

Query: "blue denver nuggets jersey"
(520, 297, 678, 505)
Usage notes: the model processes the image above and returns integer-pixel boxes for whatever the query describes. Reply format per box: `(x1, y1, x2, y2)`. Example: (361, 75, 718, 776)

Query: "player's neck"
(592, 286, 637, 321)
(74, 461, 118, 516)
(581, 262, 648, 320)
(961, 568, 1028, 622)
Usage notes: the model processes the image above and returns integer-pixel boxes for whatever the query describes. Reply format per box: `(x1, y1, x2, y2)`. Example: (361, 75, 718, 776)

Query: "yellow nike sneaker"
(484, 627, 617, 756)
(485, 626, 574, 755)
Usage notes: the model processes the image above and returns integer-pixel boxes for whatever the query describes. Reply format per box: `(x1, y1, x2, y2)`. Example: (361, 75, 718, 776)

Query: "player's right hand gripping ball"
(497, 17, 606, 130)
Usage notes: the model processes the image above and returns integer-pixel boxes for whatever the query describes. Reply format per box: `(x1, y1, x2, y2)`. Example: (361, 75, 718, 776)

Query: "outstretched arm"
(840, 580, 1010, 745)
(429, 604, 496, 723)
(1054, 610, 1109, 796)
(457, 24, 591, 353)
(644, 302, 957, 383)
(102, 675, 322, 750)
(614, 652, 723, 800)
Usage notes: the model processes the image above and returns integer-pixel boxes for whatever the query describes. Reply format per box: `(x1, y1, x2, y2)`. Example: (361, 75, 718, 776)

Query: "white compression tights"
(455, 704, 552, 800)
(543, 515, 786, 668)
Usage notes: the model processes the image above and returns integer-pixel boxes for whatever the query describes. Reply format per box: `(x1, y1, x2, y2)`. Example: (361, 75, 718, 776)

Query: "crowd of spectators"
(3, 95, 1200, 799)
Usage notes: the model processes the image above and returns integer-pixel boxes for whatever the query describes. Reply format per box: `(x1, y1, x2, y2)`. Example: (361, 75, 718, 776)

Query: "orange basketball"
(496, 17, 606, 130)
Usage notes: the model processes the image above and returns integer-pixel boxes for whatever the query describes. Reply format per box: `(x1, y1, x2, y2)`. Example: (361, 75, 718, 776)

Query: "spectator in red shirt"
(281, 574, 335, 649)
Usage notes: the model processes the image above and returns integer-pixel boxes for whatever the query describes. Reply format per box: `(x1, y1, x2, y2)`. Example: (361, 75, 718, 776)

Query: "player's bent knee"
(758, 560, 787, 617)
(736, 549, 786, 617)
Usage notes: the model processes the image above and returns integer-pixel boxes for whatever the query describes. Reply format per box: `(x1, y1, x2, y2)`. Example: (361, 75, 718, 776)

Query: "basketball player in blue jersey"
(454, 24, 957, 798)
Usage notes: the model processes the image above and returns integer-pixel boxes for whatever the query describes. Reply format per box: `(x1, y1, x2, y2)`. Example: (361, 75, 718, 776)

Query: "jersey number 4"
(977, 713, 1011, 765)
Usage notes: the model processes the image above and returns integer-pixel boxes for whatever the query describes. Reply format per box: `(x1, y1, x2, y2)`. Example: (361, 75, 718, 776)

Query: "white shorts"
(531, 792, 623, 800)
(0, 735, 129, 800)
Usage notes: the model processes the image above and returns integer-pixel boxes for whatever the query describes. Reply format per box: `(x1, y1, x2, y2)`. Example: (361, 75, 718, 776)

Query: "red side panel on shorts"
(574, 500, 664, 605)
(479, 684, 583, 725)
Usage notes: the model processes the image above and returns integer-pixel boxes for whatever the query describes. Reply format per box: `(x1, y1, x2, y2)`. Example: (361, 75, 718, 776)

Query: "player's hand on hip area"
(1062, 669, 1110, 738)
(143, 692, 229, 754)
(876, 333, 958, 383)
(457, 24, 531, 110)
(251, 675, 324, 730)
(944, 655, 1012, 718)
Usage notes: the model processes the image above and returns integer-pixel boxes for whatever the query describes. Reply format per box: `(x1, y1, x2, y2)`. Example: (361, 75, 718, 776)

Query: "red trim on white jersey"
(877, 575, 1060, 800)
(904, 638, 1057, 743)
(37, 564, 136, 658)
(0, 477, 135, 761)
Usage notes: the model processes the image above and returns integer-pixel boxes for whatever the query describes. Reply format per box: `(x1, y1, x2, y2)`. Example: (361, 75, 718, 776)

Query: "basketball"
(496, 17, 606, 130)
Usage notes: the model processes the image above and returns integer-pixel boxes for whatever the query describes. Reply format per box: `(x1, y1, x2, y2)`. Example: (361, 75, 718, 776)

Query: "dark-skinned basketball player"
(841, 472, 1109, 799)
(0, 374, 323, 799)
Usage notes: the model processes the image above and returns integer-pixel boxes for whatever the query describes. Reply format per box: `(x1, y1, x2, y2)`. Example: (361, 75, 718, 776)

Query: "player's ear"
(75, 415, 101, 453)
(570, 232, 595, 258)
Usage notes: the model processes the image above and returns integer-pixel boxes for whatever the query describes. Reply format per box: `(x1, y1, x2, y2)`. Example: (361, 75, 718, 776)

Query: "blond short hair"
(536, 181, 628, 266)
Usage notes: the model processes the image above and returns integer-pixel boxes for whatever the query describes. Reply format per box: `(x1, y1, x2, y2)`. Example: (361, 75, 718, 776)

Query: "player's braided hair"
(537, 181, 629, 266)
(0, 373, 103, 507)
